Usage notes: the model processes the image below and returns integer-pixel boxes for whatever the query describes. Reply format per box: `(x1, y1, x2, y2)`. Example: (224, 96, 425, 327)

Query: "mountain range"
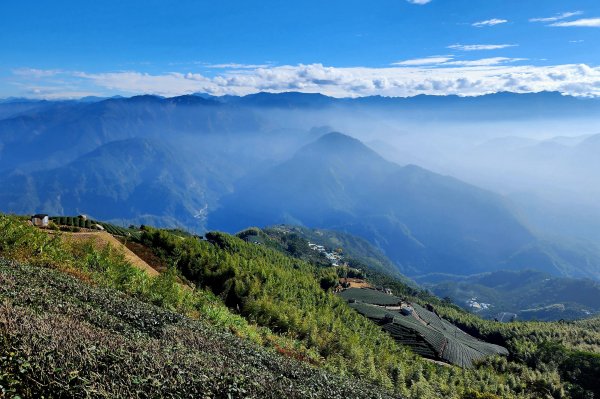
(211, 132, 600, 278)
(1, 92, 599, 280)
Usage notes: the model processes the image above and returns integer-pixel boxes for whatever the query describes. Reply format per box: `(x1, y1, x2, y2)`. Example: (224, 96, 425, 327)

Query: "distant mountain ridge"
(211, 132, 600, 279)
(1, 92, 600, 280)
(421, 269, 600, 321)
(2, 91, 598, 173)
(0, 138, 220, 228)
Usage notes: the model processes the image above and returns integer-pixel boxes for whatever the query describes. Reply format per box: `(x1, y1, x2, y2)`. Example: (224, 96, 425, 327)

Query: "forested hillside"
(1, 214, 600, 398)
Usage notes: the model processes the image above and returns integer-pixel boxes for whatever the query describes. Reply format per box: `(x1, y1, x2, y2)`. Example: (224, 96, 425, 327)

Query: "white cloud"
(9, 63, 600, 99)
(393, 56, 454, 66)
(12, 68, 63, 78)
(530, 11, 583, 23)
(448, 44, 517, 51)
(472, 19, 508, 27)
(392, 56, 525, 67)
(444, 57, 526, 67)
(406, 0, 431, 4)
(71, 71, 216, 97)
(551, 18, 600, 27)
(203, 63, 272, 69)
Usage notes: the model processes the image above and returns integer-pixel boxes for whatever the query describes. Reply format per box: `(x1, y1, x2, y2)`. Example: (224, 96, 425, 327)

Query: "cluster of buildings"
(466, 297, 491, 312)
(308, 242, 343, 266)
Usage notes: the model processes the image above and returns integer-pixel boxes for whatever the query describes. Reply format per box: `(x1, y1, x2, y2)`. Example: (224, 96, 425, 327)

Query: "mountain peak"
(316, 131, 361, 144)
(308, 131, 375, 152)
(296, 132, 386, 167)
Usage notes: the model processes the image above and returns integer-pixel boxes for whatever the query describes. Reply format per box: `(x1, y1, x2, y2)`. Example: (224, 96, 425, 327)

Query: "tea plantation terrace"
(338, 288, 508, 368)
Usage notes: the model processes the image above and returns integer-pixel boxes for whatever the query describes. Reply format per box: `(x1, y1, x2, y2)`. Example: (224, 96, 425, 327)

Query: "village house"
(31, 214, 49, 227)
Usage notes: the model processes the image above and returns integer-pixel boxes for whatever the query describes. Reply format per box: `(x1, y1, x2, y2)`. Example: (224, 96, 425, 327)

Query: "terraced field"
(0, 260, 396, 399)
(340, 288, 508, 367)
(338, 288, 401, 305)
(50, 216, 142, 240)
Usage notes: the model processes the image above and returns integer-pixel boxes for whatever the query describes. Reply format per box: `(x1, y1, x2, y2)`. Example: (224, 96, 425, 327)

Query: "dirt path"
(54, 231, 159, 277)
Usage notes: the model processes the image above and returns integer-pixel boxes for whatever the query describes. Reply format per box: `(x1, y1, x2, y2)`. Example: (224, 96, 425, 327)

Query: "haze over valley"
(2, 92, 600, 283)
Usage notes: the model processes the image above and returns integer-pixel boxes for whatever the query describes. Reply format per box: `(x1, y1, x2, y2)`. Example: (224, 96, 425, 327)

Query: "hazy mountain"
(0, 100, 55, 120)
(0, 95, 265, 172)
(421, 269, 600, 321)
(232, 91, 336, 108)
(0, 138, 222, 228)
(1, 92, 600, 279)
(451, 132, 600, 244)
(210, 132, 591, 277)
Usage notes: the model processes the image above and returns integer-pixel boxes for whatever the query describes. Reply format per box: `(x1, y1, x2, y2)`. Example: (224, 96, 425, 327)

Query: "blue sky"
(2, 0, 600, 98)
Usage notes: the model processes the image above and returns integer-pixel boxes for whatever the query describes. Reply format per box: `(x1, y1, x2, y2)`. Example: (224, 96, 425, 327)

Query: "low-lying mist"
(257, 102, 600, 246)
(1, 92, 599, 266)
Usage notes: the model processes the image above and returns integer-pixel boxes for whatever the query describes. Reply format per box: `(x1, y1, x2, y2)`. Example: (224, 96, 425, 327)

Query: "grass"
(0, 214, 400, 397)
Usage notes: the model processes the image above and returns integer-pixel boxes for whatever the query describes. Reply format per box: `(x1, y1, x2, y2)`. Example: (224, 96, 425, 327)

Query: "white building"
(31, 214, 49, 227)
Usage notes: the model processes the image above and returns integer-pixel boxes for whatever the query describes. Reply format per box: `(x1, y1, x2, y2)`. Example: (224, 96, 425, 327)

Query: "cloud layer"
(447, 44, 517, 51)
(530, 11, 583, 23)
(472, 19, 508, 27)
(551, 18, 600, 27)
(10, 62, 600, 99)
(392, 56, 454, 66)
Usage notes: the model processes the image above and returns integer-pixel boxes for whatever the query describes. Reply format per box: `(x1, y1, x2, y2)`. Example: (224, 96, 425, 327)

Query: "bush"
(0, 261, 395, 399)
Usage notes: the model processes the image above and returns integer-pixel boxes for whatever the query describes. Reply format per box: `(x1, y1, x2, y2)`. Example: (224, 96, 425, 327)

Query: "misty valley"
(3, 92, 600, 319)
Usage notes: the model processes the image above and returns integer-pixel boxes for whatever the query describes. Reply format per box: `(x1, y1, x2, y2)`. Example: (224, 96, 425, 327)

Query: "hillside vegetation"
(1, 215, 600, 398)
(0, 261, 400, 398)
(0, 215, 397, 398)
(238, 225, 428, 298)
(140, 225, 600, 398)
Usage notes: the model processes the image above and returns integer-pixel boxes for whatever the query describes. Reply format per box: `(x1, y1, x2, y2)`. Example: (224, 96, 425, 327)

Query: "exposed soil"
(340, 277, 372, 289)
(47, 230, 160, 277)
(123, 240, 167, 273)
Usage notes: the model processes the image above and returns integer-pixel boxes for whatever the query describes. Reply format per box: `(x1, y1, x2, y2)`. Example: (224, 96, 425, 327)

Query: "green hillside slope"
(237, 225, 419, 290)
(2, 214, 600, 398)
(0, 260, 394, 398)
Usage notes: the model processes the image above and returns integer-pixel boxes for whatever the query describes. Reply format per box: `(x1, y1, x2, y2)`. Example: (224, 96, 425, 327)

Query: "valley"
(419, 270, 600, 321)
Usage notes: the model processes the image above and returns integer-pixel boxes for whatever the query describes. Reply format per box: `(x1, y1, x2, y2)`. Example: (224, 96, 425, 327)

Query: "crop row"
(50, 216, 141, 240)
